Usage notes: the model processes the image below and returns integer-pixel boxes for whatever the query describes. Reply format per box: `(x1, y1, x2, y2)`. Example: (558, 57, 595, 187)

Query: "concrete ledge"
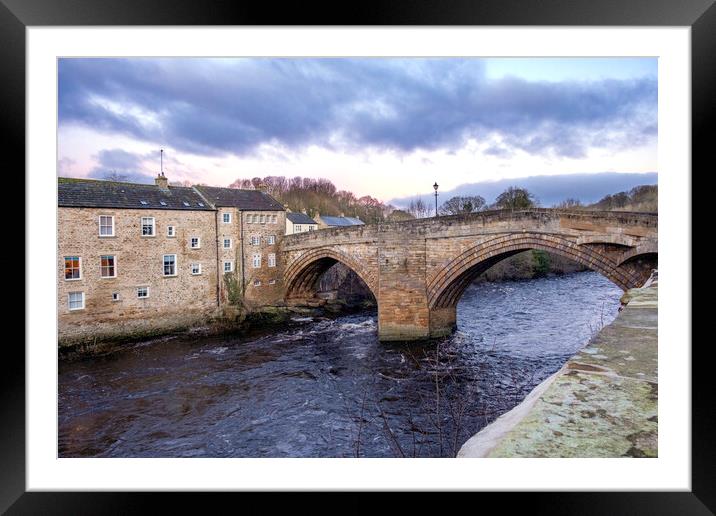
(458, 273, 658, 458)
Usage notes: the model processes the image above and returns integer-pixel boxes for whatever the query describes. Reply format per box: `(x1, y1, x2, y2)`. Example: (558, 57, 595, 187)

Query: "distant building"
(315, 213, 365, 229)
(285, 210, 318, 235)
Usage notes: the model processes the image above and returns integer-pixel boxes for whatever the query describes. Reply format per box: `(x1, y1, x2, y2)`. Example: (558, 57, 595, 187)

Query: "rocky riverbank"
(458, 271, 658, 458)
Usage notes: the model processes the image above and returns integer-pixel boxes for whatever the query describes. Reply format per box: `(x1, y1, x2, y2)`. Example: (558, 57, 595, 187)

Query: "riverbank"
(58, 300, 376, 360)
(458, 271, 658, 458)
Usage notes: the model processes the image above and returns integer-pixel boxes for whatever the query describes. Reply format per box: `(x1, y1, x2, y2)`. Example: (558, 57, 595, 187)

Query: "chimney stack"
(155, 173, 169, 189)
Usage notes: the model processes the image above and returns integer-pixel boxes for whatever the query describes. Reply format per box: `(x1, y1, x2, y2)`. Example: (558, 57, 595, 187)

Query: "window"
(267, 235, 275, 245)
(268, 253, 276, 268)
(182, 201, 190, 207)
(251, 214, 258, 223)
(191, 263, 202, 275)
(260, 214, 265, 224)
(272, 215, 277, 224)
(139, 200, 148, 205)
(253, 279, 261, 287)
(223, 261, 234, 273)
(268, 279, 276, 285)
(223, 213, 231, 223)
(100, 255, 116, 278)
(137, 286, 149, 299)
(251, 235, 260, 246)
(167, 226, 175, 237)
(163, 254, 177, 276)
(309, 226, 315, 231)
(223, 238, 232, 249)
(68, 292, 84, 310)
(252, 253, 261, 268)
(160, 201, 167, 206)
(112, 292, 120, 301)
(99, 215, 114, 237)
(64, 256, 81, 280)
(295, 224, 302, 232)
(141, 217, 155, 236)
(190, 237, 201, 249)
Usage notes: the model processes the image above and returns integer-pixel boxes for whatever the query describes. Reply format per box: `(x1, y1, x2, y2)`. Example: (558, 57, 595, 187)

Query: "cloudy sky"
(58, 57, 657, 203)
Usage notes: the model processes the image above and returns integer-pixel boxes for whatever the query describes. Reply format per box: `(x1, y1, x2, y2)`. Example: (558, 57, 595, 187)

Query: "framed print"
(5, 0, 712, 511)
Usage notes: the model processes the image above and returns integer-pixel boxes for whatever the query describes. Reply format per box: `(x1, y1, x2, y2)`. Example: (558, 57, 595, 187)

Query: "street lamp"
(433, 182, 439, 217)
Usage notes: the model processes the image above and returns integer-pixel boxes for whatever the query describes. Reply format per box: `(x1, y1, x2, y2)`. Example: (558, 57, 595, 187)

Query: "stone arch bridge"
(280, 209, 657, 341)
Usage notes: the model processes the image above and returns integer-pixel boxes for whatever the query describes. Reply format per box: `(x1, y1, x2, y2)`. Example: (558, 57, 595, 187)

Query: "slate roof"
(286, 212, 318, 225)
(321, 216, 365, 227)
(58, 178, 214, 211)
(195, 186, 285, 211)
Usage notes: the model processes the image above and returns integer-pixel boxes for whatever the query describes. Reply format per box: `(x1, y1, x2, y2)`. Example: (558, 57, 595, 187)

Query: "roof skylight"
(140, 200, 148, 205)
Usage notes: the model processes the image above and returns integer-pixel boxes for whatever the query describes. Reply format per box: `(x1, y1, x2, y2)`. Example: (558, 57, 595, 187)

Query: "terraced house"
(58, 174, 286, 345)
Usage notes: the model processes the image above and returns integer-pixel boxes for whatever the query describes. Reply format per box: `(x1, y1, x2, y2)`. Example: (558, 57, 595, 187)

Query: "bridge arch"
(284, 247, 378, 302)
(427, 232, 645, 311)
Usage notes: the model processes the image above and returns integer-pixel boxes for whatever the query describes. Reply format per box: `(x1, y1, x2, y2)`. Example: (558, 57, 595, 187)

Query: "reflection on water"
(59, 272, 622, 457)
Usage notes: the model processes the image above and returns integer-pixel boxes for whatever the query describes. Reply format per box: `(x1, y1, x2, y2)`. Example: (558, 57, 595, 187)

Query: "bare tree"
(407, 197, 431, 218)
(103, 170, 129, 182)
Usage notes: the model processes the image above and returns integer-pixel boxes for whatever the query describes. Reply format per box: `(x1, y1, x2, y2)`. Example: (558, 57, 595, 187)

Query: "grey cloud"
(59, 58, 657, 159)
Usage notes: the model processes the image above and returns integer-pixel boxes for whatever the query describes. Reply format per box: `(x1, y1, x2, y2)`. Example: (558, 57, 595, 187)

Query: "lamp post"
(433, 182, 439, 217)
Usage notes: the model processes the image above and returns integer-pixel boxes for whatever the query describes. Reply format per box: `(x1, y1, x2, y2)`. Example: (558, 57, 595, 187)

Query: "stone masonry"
(282, 209, 658, 341)
(58, 206, 218, 345)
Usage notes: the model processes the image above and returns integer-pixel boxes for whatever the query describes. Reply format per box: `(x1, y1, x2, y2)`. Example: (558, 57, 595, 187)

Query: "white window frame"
(223, 260, 234, 273)
(295, 224, 302, 233)
(268, 253, 276, 268)
(98, 215, 115, 237)
(63, 256, 82, 281)
(251, 235, 260, 246)
(253, 279, 261, 287)
(191, 263, 202, 275)
(268, 279, 276, 285)
(167, 225, 175, 237)
(163, 254, 177, 277)
(112, 292, 120, 302)
(68, 291, 85, 311)
(141, 217, 155, 237)
(190, 236, 201, 249)
(222, 212, 231, 224)
(267, 235, 275, 245)
(272, 215, 277, 224)
(137, 286, 149, 299)
(260, 214, 265, 224)
(252, 253, 261, 269)
(223, 238, 232, 249)
(100, 255, 117, 278)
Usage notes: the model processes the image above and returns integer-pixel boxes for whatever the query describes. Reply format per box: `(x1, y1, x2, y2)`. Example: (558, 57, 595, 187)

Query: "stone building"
(285, 210, 318, 235)
(58, 175, 219, 345)
(194, 186, 287, 308)
(58, 175, 287, 345)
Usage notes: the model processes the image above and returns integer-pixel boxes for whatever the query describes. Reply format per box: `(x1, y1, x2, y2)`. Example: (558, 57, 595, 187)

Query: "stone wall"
(58, 207, 218, 345)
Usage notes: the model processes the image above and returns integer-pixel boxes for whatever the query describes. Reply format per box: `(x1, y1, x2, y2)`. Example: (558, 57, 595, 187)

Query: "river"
(58, 271, 622, 458)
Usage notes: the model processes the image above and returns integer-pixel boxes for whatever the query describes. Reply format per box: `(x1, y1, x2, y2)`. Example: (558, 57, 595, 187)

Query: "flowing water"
(58, 271, 622, 458)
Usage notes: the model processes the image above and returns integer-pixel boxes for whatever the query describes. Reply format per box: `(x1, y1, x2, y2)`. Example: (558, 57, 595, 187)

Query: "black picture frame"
(4, 0, 711, 511)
